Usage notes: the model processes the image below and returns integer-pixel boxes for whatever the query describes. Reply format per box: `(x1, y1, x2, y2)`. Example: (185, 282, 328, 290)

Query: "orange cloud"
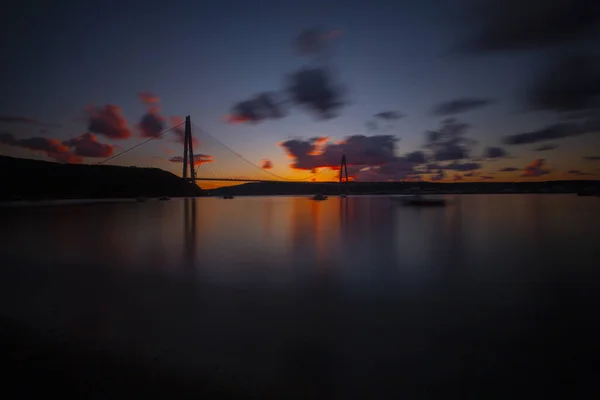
(0, 132, 81, 163)
(139, 92, 160, 105)
(522, 158, 550, 177)
(224, 114, 251, 124)
(63, 133, 113, 158)
(86, 104, 132, 139)
(169, 153, 213, 166)
(261, 159, 273, 169)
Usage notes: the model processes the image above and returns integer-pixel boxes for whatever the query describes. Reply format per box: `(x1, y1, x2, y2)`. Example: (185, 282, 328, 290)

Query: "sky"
(1, 0, 600, 188)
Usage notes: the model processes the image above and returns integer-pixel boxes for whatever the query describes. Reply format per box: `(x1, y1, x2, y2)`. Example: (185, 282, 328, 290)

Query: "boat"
(159, 196, 170, 201)
(340, 194, 348, 198)
(222, 195, 234, 199)
(312, 193, 328, 201)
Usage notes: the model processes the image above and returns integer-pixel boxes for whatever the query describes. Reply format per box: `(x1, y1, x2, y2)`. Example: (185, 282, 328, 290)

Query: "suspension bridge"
(97, 116, 350, 187)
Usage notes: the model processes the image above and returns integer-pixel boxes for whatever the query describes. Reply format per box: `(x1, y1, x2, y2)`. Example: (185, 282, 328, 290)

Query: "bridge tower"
(182, 116, 196, 182)
(339, 154, 349, 195)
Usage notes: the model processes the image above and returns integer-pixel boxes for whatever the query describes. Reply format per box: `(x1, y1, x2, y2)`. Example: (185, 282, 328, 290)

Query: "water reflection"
(2, 195, 600, 397)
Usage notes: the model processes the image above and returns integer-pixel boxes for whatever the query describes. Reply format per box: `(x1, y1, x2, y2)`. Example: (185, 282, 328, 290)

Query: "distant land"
(209, 179, 600, 197)
(0, 156, 202, 201)
(1, 156, 598, 201)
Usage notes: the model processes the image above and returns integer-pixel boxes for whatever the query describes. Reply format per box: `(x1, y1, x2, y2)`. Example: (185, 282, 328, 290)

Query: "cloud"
(136, 93, 167, 138)
(405, 150, 427, 164)
(294, 28, 342, 55)
(365, 121, 378, 131)
(484, 146, 508, 158)
(453, 173, 463, 181)
(568, 170, 581, 174)
(87, 105, 132, 139)
(0, 116, 61, 128)
(139, 92, 160, 105)
(287, 67, 345, 119)
(169, 153, 213, 166)
(499, 167, 519, 172)
(522, 158, 550, 177)
(281, 134, 397, 171)
(504, 118, 600, 145)
(63, 133, 114, 158)
(431, 98, 494, 116)
(423, 118, 475, 161)
(226, 92, 286, 124)
(464, 171, 479, 177)
(139, 108, 166, 138)
(261, 159, 273, 169)
(374, 111, 404, 120)
(584, 156, 600, 161)
(479, 175, 494, 180)
(0, 131, 80, 163)
(527, 54, 600, 113)
(534, 144, 558, 151)
(446, 161, 481, 171)
(459, 0, 600, 53)
(279, 134, 427, 181)
(430, 170, 446, 181)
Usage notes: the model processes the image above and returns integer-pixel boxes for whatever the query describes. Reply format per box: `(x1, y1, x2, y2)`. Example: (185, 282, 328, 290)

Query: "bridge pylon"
(182, 116, 196, 182)
(339, 154, 349, 195)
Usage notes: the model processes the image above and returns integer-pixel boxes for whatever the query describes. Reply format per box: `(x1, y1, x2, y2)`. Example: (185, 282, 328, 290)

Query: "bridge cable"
(96, 123, 184, 165)
(191, 122, 330, 182)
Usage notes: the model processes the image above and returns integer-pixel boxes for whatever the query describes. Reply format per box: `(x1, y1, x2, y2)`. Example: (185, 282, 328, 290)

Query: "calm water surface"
(1, 195, 599, 397)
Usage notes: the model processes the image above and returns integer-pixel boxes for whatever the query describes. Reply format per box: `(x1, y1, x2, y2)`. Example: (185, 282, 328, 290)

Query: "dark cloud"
(295, 28, 341, 56)
(534, 144, 558, 151)
(226, 92, 286, 124)
(404, 150, 427, 164)
(479, 175, 494, 180)
(423, 118, 475, 161)
(464, 171, 479, 177)
(499, 167, 519, 172)
(453, 173, 463, 181)
(504, 117, 600, 145)
(446, 161, 481, 171)
(374, 111, 404, 120)
(261, 159, 273, 169)
(0, 131, 80, 163)
(484, 146, 508, 158)
(279, 134, 426, 181)
(87, 105, 132, 139)
(287, 67, 345, 119)
(568, 170, 581, 174)
(365, 121, 378, 131)
(281, 135, 397, 171)
(63, 133, 114, 158)
(139, 109, 166, 138)
(137, 93, 167, 138)
(527, 54, 600, 113)
(169, 153, 213, 166)
(584, 156, 600, 161)
(431, 98, 494, 116)
(459, 0, 600, 53)
(522, 158, 550, 177)
(0, 116, 61, 128)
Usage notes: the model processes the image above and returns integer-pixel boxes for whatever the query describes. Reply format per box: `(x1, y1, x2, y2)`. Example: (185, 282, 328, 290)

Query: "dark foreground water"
(1, 195, 599, 398)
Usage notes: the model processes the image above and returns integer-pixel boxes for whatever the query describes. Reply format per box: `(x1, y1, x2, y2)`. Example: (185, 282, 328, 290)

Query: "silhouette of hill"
(0, 156, 202, 201)
(209, 180, 600, 196)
